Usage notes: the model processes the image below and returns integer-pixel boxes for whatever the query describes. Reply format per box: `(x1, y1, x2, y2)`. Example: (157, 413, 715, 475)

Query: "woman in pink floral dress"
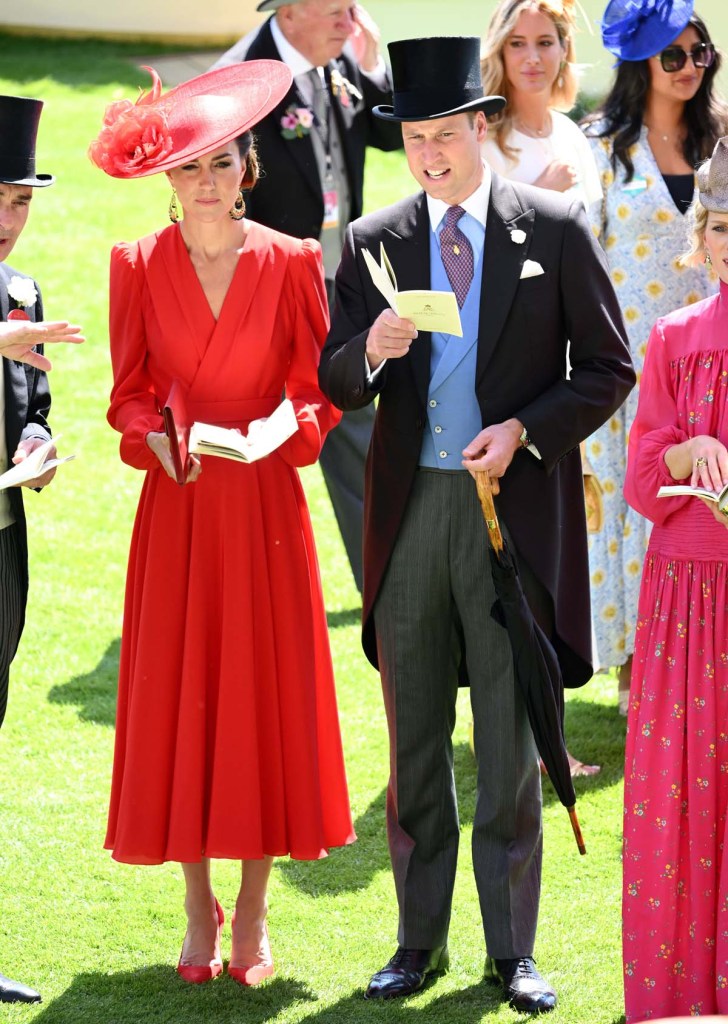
(622, 137, 728, 1022)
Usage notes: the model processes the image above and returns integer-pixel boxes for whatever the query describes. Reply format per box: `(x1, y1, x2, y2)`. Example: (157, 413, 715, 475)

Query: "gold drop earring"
(230, 188, 246, 221)
(705, 250, 713, 266)
(168, 188, 180, 223)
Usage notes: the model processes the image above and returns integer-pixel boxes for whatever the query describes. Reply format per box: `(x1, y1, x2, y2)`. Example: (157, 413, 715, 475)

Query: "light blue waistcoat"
(419, 212, 485, 469)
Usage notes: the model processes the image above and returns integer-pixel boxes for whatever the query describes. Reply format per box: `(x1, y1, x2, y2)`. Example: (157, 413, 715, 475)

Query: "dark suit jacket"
(319, 175, 636, 687)
(244, 17, 401, 241)
(0, 261, 52, 622)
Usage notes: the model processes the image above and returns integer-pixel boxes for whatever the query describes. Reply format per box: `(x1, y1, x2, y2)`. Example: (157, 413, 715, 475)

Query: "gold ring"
(721, 506, 728, 519)
(695, 456, 708, 468)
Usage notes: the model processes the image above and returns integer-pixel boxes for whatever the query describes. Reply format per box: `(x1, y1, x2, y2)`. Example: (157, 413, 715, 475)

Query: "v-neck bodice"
(107, 221, 337, 468)
(173, 223, 250, 324)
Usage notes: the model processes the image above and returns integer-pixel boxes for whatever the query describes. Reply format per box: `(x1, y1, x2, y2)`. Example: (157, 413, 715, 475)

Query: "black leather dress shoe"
(0, 972, 41, 1004)
(484, 956, 556, 1013)
(364, 946, 449, 999)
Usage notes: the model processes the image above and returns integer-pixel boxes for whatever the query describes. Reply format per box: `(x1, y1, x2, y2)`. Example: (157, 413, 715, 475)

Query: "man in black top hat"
(0, 93, 83, 1005)
(212, 0, 400, 594)
(319, 36, 634, 1011)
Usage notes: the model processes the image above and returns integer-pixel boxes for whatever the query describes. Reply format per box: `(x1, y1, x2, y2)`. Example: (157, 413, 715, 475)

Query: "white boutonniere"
(7, 275, 38, 309)
(510, 228, 527, 245)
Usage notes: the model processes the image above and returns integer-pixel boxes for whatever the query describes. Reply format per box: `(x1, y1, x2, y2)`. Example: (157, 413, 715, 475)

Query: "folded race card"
(362, 243, 463, 337)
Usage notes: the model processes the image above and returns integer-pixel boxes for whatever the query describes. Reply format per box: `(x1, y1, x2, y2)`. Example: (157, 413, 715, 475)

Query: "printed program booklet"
(362, 242, 463, 337)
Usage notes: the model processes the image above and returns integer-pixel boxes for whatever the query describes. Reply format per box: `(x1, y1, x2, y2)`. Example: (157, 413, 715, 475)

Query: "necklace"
(516, 114, 551, 138)
(645, 123, 681, 144)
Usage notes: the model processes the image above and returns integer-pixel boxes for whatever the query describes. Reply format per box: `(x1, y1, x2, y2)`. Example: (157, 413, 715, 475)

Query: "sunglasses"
(657, 42, 716, 73)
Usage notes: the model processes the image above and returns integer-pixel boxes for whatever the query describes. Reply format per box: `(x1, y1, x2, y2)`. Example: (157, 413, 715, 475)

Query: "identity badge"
(323, 186, 339, 230)
(621, 174, 648, 195)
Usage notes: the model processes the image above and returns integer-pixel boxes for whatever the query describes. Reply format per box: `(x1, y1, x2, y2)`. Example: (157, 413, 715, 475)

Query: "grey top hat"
(697, 137, 728, 213)
(373, 37, 505, 122)
(0, 95, 54, 187)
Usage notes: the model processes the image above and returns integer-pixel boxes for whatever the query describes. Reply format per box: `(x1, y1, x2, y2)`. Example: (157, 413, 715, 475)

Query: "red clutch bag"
(162, 380, 190, 486)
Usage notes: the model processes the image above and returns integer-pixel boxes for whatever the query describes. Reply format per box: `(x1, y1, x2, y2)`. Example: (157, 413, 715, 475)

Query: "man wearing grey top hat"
(212, 0, 400, 594)
(0, 94, 83, 1005)
(320, 36, 634, 1011)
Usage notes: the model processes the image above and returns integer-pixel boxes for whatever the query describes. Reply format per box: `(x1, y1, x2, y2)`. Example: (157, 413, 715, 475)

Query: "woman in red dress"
(622, 137, 728, 1021)
(90, 63, 355, 986)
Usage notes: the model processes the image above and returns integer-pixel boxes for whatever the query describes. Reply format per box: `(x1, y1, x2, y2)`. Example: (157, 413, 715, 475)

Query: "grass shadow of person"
(326, 607, 361, 630)
(30, 966, 314, 1024)
(290, 978, 508, 1024)
(279, 741, 477, 897)
(46, 637, 120, 727)
(539, 697, 626, 807)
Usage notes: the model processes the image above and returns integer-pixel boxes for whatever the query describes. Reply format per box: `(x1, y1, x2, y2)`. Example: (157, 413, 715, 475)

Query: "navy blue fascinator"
(601, 0, 694, 62)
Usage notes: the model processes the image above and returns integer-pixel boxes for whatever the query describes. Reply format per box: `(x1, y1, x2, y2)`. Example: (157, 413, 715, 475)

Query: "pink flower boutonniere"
(330, 69, 362, 109)
(280, 105, 314, 140)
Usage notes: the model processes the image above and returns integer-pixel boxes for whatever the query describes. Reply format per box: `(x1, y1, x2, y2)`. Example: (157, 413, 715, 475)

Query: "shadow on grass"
(33, 972, 552, 1024)
(33, 968, 314, 1024)
(326, 607, 362, 630)
(293, 979, 504, 1024)
(47, 637, 119, 727)
(280, 741, 477, 897)
(539, 697, 625, 807)
(0, 34, 217, 90)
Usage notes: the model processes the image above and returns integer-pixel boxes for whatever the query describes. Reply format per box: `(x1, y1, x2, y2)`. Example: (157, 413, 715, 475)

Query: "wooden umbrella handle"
(475, 472, 504, 553)
(568, 806, 587, 855)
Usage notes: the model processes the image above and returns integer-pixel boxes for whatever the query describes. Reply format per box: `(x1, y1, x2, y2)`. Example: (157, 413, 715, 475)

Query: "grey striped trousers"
(373, 469, 543, 957)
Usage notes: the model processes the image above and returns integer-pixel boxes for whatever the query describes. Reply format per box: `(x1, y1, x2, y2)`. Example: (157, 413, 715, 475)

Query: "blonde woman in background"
(481, 0, 601, 779)
(481, 0, 601, 211)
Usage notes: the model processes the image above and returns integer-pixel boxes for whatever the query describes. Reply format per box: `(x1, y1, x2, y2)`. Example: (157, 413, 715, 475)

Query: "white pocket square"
(520, 259, 545, 279)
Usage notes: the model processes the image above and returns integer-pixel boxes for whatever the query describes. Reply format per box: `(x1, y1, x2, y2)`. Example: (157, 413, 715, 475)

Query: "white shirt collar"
(270, 15, 320, 78)
(426, 162, 492, 233)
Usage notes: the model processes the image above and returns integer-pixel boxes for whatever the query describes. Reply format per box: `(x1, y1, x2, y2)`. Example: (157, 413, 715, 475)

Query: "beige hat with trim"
(697, 137, 728, 213)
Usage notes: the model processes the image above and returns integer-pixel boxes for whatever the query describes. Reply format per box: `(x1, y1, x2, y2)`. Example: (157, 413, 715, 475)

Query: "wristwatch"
(519, 426, 531, 449)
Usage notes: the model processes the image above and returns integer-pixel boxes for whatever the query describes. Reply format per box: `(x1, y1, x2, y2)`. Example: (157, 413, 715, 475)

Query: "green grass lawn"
(0, 35, 626, 1024)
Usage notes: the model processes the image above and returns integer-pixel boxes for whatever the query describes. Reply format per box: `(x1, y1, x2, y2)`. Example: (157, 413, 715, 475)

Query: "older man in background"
(213, 0, 400, 593)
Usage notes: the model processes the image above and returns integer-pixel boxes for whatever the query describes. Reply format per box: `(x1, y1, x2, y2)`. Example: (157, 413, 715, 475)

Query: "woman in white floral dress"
(582, 0, 726, 711)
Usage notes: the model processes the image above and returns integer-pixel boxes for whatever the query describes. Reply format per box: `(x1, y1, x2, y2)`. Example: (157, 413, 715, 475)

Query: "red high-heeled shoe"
(227, 915, 274, 986)
(177, 898, 225, 984)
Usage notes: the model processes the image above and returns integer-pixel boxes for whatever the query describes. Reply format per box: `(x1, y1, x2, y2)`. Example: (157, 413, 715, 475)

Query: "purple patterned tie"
(440, 205, 474, 309)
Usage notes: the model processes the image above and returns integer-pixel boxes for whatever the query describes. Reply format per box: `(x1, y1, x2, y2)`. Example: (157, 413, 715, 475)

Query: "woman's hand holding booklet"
(658, 481, 728, 514)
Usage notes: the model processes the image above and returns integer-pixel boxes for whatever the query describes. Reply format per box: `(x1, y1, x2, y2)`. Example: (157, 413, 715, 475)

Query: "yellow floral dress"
(583, 123, 715, 668)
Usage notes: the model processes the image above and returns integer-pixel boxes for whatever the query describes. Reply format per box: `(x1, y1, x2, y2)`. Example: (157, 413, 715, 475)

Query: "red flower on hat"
(88, 67, 174, 176)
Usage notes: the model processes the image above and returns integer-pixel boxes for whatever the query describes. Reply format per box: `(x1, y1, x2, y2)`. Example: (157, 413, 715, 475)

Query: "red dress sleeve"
(107, 242, 164, 471)
(276, 238, 342, 467)
(624, 319, 692, 524)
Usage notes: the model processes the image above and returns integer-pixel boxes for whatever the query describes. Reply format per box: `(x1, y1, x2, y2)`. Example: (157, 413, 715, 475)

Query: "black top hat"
(0, 95, 54, 187)
(373, 37, 505, 123)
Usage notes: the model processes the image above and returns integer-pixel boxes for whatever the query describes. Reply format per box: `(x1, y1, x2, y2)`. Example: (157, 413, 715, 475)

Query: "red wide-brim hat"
(89, 61, 292, 179)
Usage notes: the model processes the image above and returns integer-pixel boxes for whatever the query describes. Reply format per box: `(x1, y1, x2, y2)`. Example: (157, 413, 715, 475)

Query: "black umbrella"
(475, 472, 586, 855)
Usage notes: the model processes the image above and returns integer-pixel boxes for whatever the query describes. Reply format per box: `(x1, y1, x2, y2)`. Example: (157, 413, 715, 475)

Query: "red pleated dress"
(105, 221, 355, 864)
